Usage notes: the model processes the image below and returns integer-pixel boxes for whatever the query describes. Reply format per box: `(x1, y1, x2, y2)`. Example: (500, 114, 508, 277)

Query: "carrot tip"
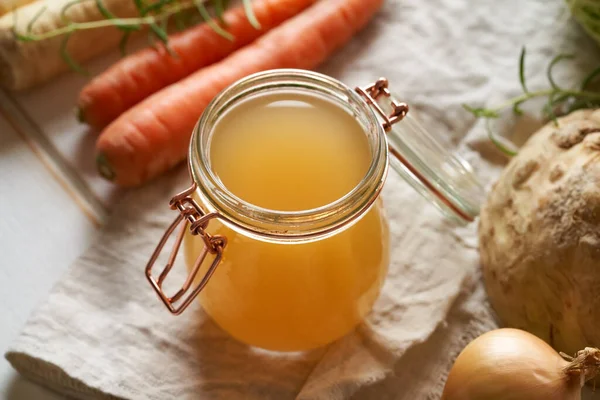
(96, 153, 116, 181)
(76, 106, 86, 123)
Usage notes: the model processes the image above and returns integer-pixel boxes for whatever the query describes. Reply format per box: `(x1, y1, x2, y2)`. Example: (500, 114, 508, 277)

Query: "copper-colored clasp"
(355, 78, 409, 132)
(145, 183, 227, 315)
(356, 78, 475, 223)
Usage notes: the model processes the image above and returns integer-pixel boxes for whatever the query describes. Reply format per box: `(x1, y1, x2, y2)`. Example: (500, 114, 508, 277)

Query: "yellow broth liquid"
(184, 93, 390, 351)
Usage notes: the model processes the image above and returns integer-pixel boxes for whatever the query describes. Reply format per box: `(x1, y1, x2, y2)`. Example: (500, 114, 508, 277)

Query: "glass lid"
(356, 78, 484, 225)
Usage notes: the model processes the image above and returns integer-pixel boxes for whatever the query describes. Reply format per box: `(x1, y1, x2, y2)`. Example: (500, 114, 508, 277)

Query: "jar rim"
(188, 69, 389, 243)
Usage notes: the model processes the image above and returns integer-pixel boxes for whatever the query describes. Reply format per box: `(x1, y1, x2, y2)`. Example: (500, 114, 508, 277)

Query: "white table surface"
(0, 52, 124, 399)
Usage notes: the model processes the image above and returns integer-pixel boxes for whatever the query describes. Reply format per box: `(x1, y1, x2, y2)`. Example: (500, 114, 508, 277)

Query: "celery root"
(479, 109, 600, 360)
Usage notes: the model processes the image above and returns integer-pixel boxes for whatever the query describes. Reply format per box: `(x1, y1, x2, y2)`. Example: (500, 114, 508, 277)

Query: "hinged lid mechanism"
(147, 73, 486, 317)
(355, 78, 484, 225)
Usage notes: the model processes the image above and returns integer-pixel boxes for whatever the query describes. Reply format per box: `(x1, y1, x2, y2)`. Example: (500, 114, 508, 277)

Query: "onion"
(442, 329, 600, 400)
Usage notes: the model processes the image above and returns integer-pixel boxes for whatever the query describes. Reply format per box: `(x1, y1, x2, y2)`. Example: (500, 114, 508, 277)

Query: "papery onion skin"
(442, 329, 582, 400)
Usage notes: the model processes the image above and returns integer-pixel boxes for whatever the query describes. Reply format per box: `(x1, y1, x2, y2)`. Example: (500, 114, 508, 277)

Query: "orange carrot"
(96, 0, 384, 187)
(78, 0, 316, 128)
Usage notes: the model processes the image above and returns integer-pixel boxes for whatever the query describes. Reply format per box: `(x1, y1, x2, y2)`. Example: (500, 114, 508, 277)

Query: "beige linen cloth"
(6, 0, 600, 399)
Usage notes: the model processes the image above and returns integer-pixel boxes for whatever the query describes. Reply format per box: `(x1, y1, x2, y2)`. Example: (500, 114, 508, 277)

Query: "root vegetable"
(95, 0, 384, 187)
(0, 0, 139, 91)
(78, 0, 316, 129)
(0, 0, 37, 16)
(479, 109, 600, 360)
(442, 328, 600, 400)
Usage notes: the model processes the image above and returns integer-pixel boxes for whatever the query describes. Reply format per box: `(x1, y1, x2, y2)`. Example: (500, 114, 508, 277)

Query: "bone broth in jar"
(146, 69, 484, 352)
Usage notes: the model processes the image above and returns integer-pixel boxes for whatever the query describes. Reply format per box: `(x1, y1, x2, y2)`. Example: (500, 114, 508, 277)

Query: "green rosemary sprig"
(12, 0, 259, 73)
(463, 47, 600, 156)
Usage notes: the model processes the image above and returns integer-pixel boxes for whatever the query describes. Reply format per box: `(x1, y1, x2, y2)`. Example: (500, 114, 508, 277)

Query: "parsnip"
(0, 0, 37, 16)
(0, 0, 140, 91)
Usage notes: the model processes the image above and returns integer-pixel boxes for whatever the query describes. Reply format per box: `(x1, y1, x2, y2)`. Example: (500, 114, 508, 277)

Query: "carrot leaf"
(518, 46, 528, 94)
(195, 0, 234, 40)
(11, 11, 35, 42)
(147, 27, 156, 47)
(462, 104, 499, 119)
(463, 48, 600, 156)
(159, 16, 179, 57)
(150, 22, 169, 44)
(13, 0, 251, 72)
(511, 99, 525, 116)
(544, 91, 559, 126)
(174, 11, 186, 31)
(142, 0, 176, 15)
(60, 0, 86, 24)
(486, 119, 519, 157)
(242, 0, 261, 29)
(26, 5, 47, 33)
(213, 0, 227, 25)
(581, 66, 600, 90)
(546, 54, 574, 90)
(95, 0, 141, 31)
(119, 31, 131, 56)
(60, 33, 89, 75)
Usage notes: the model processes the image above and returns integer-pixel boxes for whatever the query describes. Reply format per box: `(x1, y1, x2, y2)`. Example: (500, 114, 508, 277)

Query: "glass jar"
(145, 69, 484, 352)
